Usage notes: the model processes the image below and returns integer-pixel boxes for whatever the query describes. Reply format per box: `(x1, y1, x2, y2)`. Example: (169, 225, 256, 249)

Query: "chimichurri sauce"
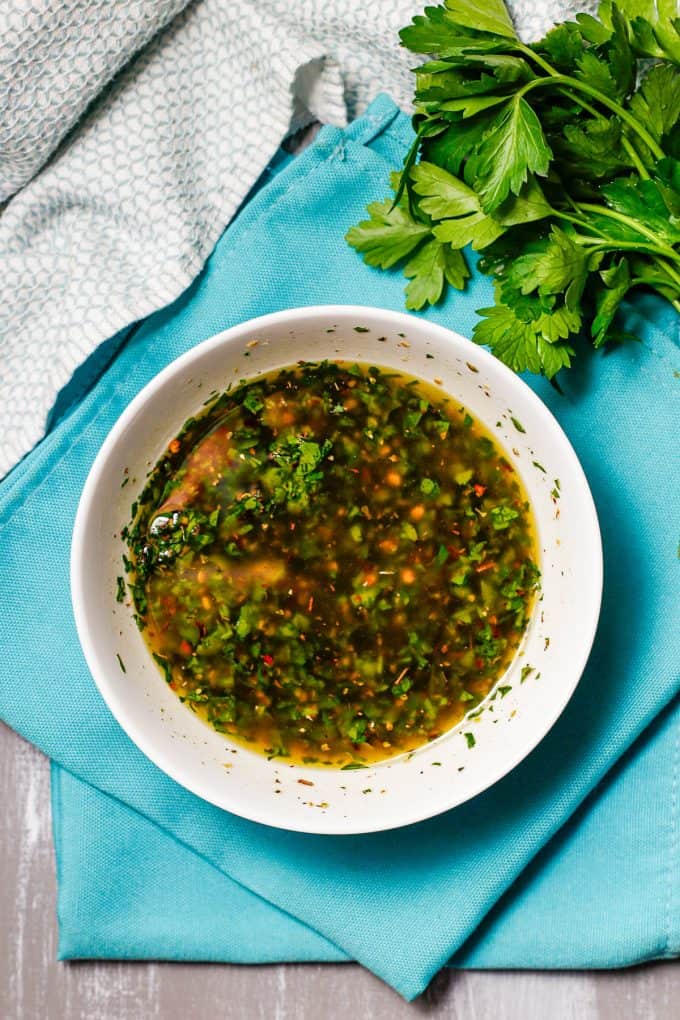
(123, 362, 539, 766)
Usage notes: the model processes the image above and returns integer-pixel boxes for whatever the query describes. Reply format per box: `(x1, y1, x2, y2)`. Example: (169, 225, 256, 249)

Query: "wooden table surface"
(2, 723, 678, 1019)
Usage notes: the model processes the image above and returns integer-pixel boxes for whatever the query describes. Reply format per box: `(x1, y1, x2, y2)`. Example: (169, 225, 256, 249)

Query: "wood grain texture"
(1, 722, 679, 1020)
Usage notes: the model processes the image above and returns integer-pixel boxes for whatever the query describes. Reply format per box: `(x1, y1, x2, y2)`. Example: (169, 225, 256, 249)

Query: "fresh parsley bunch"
(346, 0, 680, 377)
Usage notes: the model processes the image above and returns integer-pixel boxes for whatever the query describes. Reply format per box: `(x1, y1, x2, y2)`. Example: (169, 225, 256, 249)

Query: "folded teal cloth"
(1, 96, 679, 1000)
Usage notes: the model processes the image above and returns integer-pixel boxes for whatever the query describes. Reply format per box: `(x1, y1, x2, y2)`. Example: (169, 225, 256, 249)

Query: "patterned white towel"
(0, 0, 592, 476)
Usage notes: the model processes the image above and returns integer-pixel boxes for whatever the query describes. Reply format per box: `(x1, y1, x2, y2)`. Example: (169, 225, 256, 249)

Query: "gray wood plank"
(2, 722, 679, 1020)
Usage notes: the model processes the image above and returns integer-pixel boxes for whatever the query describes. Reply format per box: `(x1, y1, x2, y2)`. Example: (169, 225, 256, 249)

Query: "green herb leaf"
(433, 210, 506, 250)
(445, 0, 518, 40)
(345, 197, 431, 269)
(574, 50, 619, 97)
(401, 521, 419, 542)
(400, 6, 467, 54)
(503, 226, 589, 297)
(615, 0, 680, 64)
(591, 256, 632, 347)
(490, 505, 520, 530)
(346, 0, 680, 378)
(602, 176, 680, 246)
(473, 302, 574, 378)
(410, 161, 479, 218)
(554, 118, 629, 180)
(420, 477, 441, 496)
(404, 237, 469, 309)
(536, 22, 586, 65)
(470, 98, 553, 212)
(422, 115, 499, 177)
(493, 178, 553, 227)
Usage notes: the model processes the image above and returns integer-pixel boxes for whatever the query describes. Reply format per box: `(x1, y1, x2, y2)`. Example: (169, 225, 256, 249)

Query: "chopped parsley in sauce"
(123, 361, 539, 767)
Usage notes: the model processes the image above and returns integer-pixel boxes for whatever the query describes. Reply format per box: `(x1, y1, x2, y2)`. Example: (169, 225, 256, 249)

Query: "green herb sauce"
(123, 361, 539, 766)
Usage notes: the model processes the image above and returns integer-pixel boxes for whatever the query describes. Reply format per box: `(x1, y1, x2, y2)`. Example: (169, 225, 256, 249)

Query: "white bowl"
(71, 305, 602, 834)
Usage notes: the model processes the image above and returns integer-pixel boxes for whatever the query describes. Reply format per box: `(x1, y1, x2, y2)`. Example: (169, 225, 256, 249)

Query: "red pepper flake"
(168, 438, 181, 454)
(475, 657, 485, 670)
(473, 484, 486, 497)
(297, 778, 314, 787)
(476, 561, 497, 573)
(179, 640, 193, 656)
(262, 654, 275, 667)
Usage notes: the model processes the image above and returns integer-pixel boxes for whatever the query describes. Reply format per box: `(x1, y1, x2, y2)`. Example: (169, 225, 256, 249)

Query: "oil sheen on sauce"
(123, 361, 540, 767)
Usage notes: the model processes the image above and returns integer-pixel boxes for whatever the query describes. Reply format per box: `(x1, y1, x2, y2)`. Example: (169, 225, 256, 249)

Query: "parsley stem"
(556, 88, 602, 123)
(563, 190, 588, 218)
(582, 240, 680, 261)
(561, 81, 662, 157)
(552, 210, 680, 264)
(620, 136, 651, 180)
(393, 132, 423, 214)
(537, 78, 651, 178)
(559, 85, 652, 176)
(555, 91, 652, 176)
(551, 210, 594, 231)
(515, 61, 664, 160)
(515, 44, 559, 79)
(575, 202, 680, 261)
(653, 257, 680, 291)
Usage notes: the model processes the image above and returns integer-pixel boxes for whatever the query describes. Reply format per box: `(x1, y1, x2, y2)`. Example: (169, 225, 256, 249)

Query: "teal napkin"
(1, 96, 679, 999)
(51, 695, 680, 969)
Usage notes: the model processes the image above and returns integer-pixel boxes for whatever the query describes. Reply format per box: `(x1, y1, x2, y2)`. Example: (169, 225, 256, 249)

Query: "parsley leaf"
(602, 176, 680, 246)
(345, 196, 430, 268)
(469, 98, 553, 212)
(575, 51, 619, 97)
(503, 226, 589, 296)
(490, 505, 520, 530)
(473, 302, 574, 378)
(423, 116, 499, 176)
(433, 209, 506, 250)
(400, 6, 469, 54)
(591, 257, 632, 347)
(628, 64, 680, 144)
(554, 117, 629, 180)
(615, 0, 680, 64)
(445, 0, 518, 39)
(404, 237, 469, 309)
(410, 161, 479, 218)
(346, 0, 680, 379)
